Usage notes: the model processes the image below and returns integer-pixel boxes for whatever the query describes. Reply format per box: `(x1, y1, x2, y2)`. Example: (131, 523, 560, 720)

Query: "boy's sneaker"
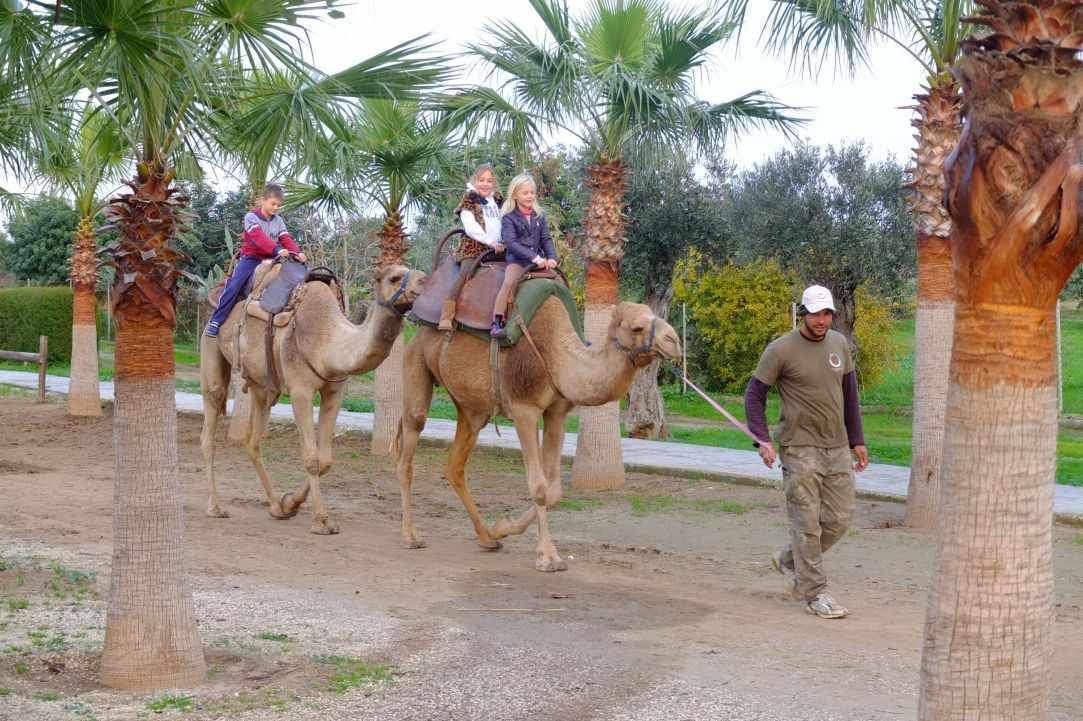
(806, 593, 849, 619)
(771, 550, 799, 599)
(490, 317, 506, 338)
(205, 321, 220, 338)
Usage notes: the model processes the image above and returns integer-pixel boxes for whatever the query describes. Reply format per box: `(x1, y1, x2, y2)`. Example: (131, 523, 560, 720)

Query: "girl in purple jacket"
(491, 173, 557, 337)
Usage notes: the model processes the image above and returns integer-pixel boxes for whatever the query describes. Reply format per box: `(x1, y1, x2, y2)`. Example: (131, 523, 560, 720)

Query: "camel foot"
(310, 515, 340, 535)
(490, 518, 514, 540)
(535, 555, 567, 573)
(273, 492, 302, 519)
(478, 537, 503, 552)
(206, 504, 230, 519)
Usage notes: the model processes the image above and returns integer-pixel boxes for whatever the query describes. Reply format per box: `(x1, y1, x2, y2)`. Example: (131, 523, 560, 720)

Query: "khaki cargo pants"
(777, 445, 855, 601)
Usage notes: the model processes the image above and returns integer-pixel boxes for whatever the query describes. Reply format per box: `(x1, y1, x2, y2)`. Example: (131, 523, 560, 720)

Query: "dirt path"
(1, 397, 1082, 720)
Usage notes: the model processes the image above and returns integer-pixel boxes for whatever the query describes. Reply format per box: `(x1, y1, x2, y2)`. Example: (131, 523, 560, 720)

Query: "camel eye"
(631, 325, 645, 333)
(390, 275, 403, 285)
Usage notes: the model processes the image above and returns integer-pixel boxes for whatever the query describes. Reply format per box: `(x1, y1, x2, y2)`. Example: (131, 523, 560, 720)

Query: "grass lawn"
(7, 313, 1083, 485)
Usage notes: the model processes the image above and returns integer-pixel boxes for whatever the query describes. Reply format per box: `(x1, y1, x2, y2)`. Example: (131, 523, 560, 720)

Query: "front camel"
(394, 299, 681, 571)
(200, 264, 425, 533)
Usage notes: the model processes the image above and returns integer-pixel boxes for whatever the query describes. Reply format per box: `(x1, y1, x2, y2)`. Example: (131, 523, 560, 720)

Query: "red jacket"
(241, 209, 299, 257)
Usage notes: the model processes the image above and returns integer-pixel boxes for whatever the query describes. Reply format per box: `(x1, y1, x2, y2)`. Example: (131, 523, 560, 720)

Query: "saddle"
(234, 260, 345, 395)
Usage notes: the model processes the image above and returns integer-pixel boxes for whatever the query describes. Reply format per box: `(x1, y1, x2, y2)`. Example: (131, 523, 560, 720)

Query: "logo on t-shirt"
(828, 353, 842, 370)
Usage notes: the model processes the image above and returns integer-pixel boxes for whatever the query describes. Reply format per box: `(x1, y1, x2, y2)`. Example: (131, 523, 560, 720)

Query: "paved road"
(5, 369, 1083, 519)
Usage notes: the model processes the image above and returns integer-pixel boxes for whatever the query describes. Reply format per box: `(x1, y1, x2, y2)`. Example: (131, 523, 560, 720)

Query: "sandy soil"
(1, 395, 1082, 721)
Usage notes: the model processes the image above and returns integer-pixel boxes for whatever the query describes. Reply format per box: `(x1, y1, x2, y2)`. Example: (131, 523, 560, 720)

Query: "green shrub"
(674, 250, 796, 392)
(853, 285, 900, 390)
(0, 286, 75, 363)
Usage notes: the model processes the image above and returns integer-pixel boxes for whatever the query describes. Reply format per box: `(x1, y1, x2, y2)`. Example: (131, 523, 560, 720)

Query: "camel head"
(608, 302, 682, 369)
(373, 264, 427, 314)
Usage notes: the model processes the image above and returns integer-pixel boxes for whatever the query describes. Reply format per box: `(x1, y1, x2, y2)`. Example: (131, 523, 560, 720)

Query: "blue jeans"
(207, 255, 263, 334)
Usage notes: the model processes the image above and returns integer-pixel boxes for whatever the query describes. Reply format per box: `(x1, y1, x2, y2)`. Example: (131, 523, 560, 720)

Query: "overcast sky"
(313, 0, 927, 168)
(2, 0, 927, 200)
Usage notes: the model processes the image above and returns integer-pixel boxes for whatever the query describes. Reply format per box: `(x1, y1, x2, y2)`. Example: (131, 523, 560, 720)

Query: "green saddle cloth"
(416, 277, 586, 347)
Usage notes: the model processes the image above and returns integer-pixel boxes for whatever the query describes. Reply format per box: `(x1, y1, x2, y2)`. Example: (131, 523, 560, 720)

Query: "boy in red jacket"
(205, 184, 305, 338)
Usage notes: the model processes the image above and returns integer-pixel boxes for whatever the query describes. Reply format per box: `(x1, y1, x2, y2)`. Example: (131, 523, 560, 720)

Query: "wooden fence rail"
(0, 335, 48, 402)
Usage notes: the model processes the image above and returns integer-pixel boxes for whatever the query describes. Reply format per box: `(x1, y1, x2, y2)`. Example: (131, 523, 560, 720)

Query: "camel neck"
(541, 306, 638, 406)
(315, 296, 405, 379)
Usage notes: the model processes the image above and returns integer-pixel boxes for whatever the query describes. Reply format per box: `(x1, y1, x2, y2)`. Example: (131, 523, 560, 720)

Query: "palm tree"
(33, 107, 126, 417)
(735, 0, 973, 527)
(469, 0, 802, 489)
(918, 3, 1082, 717)
(39, 0, 448, 690)
(291, 99, 453, 455)
(0, 0, 49, 211)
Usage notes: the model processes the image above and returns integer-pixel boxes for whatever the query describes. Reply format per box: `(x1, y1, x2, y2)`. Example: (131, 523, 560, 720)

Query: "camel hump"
(413, 255, 584, 347)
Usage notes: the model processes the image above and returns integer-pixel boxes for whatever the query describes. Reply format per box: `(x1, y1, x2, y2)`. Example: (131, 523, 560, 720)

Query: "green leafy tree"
(467, 0, 803, 489)
(723, 142, 913, 335)
(674, 251, 796, 392)
(622, 149, 729, 438)
(3, 196, 78, 284)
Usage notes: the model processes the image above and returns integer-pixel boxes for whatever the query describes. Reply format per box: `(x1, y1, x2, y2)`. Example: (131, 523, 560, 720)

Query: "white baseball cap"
(801, 285, 836, 314)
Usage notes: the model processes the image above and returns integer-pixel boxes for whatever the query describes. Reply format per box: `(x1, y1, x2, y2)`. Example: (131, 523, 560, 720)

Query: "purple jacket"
(501, 209, 556, 266)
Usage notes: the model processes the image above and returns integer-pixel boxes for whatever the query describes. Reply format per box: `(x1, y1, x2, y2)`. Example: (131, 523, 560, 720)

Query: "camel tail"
(389, 421, 403, 461)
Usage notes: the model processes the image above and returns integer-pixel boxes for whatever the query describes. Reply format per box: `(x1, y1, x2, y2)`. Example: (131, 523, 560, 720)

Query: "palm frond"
(580, 0, 658, 75)
(651, 6, 733, 91)
(426, 87, 541, 164)
(684, 91, 808, 148)
(314, 35, 453, 101)
(759, 0, 876, 77)
(0, 0, 48, 86)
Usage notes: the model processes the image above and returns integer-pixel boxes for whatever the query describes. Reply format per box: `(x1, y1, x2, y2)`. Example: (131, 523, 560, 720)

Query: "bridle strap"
(376, 270, 410, 316)
(613, 317, 657, 365)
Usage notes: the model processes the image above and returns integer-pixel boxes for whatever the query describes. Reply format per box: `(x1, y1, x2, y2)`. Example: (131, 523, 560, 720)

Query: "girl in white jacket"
(439, 164, 505, 330)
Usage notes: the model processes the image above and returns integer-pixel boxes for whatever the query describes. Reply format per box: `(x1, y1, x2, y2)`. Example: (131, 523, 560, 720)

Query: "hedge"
(0, 286, 75, 363)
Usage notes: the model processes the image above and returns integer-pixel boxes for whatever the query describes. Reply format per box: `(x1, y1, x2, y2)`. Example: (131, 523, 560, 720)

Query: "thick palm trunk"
(100, 160, 204, 689)
(919, 9, 1083, 717)
(69, 217, 101, 416)
(371, 212, 408, 456)
(905, 84, 961, 529)
(625, 287, 672, 439)
(573, 160, 627, 489)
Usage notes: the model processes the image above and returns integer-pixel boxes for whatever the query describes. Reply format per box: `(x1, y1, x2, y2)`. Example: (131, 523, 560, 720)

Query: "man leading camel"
(744, 285, 868, 619)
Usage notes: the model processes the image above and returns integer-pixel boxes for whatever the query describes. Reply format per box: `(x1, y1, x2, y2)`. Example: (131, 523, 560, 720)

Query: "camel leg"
(288, 390, 339, 535)
(246, 387, 292, 520)
(396, 348, 435, 549)
(490, 405, 570, 539)
(200, 338, 231, 518)
(445, 403, 503, 550)
(511, 406, 566, 572)
(541, 404, 570, 509)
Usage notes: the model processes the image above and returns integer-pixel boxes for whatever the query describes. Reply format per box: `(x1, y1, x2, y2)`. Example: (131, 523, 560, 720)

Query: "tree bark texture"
(69, 217, 101, 416)
(906, 237, 955, 529)
(100, 160, 205, 689)
(625, 287, 672, 440)
(371, 219, 409, 456)
(572, 260, 625, 489)
(905, 83, 962, 530)
(370, 331, 404, 456)
(919, 9, 1083, 718)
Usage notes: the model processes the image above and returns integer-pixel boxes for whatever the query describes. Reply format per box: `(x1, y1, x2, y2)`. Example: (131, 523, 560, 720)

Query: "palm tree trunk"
(100, 160, 204, 690)
(69, 217, 101, 416)
(371, 212, 409, 456)
(573, 159, 627, 490)
(905, 84, 961, 530)
(919, 12, 1083, 716)
(625, 286, 672, 439)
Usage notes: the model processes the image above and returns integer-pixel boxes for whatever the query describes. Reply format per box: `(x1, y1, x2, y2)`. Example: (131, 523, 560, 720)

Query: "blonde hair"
(502, 173, 542, 216)
(470, 163, 496, 186)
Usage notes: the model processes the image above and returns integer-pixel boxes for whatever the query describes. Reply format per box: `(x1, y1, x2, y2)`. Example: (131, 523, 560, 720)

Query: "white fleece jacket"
(460, 183, 503, 247)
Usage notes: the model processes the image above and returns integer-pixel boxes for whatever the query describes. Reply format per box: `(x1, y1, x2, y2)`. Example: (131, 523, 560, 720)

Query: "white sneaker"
(770, 550, 799, 599)
(806, 593, 849, 619)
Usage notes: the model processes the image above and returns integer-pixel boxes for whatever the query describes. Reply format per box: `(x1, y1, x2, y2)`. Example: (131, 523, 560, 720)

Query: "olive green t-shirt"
(753, 329, 854, 448)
